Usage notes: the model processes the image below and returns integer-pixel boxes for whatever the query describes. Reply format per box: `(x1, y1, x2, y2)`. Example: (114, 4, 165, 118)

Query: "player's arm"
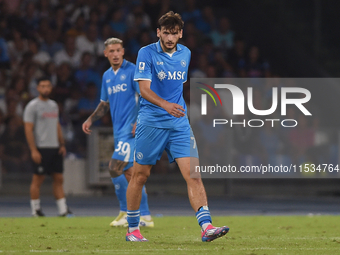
(57, 122, 66, 156)
(138, 80, 185, 118)
(24, 122, 42, 164)
(82, 101, 110, 134)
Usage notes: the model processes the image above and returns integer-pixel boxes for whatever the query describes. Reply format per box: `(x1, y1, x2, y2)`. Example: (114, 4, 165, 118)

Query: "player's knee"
(108, 159, 124, 178)
(109, 169, 119, 178)
(53, 174, 64, 185)
(133, 171, 149, 186)
(135, 174, 148, 186)
(109, 166, 123, 178)
(30, 181, 42, 189)
(31, 175, 45, 187)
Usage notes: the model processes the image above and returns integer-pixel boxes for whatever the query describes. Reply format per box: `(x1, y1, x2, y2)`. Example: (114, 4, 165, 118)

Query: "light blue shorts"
(134, 124, 199, 165)
(112, 136, 134, 171)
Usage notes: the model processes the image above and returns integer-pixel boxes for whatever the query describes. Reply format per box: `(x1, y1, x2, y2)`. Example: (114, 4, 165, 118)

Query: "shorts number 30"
(115, 141, 130, 155)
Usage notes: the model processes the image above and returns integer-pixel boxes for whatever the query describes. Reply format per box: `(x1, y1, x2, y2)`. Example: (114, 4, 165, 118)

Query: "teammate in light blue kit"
(125, 11, 229, 242)
(82, 38, 153, 227)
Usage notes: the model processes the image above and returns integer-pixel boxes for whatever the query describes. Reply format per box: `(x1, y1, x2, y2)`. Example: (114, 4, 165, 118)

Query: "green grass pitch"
(1, 216, 340, 254)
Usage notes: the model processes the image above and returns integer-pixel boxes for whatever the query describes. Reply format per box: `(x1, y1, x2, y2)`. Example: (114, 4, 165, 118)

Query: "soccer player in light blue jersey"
(82, 38, 153, 228)
(125, 11, 229, 242)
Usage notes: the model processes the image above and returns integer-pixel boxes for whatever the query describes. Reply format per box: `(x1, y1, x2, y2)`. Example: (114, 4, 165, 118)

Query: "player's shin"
(126, 180, 143, 232)
(126, 173, 146, 231)
(111, 175, 128, 212)
(126, 163, 151, 230)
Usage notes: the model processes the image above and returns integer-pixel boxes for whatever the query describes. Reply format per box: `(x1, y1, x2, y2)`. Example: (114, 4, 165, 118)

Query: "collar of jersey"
(156, 40, 182, 53)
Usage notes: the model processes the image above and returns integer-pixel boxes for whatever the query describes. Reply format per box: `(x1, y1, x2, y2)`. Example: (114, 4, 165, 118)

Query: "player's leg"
(124, 167, 132, 182)
(30, 173, 45, 216)
(126, 125, 168, 241)
(171, 127, 229, 242)
(109, 158, 128, 210)
(30, 148, 47, 217)
(124, 166, 153, 227)
(109, 158, 128, 178)
(51, 149, 73, 217)
(167, 126, 207, 210)
(109, 136, 131, 226)
(109, 158, 129, 227)
(52, 172, 68, 216)
(125, 162, 152, 241)
(52, 173, 64, 199)
(110, 136, 153, 227)
(177, 156, 229, 241)
(126, 163, 152, 211)
(176, 157, 208, 211)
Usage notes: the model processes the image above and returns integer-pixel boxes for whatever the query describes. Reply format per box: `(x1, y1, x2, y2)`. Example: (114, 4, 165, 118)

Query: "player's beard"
(40, 92, 50, 99)
(111, 58, 123, 69)
(160, 37, 178, 53)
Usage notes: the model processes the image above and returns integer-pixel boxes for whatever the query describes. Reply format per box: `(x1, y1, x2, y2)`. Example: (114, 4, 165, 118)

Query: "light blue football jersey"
(100, 59, 140, 138)
(134, 40, 190, 129)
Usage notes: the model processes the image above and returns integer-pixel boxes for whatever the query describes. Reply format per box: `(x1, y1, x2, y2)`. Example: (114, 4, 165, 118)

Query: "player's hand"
(31, 149, 42, 164)
(82, 119, 92, 134)
(163, 102, 185, 118)
(59, 145, 67, 157)
(132, 122, 137, 137)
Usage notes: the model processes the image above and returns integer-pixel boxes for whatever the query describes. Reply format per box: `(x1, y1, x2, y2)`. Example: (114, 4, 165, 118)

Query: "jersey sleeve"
(100, 74, 108, 102)
(23, 102, 35, 123)
(134, 47, 152, 81)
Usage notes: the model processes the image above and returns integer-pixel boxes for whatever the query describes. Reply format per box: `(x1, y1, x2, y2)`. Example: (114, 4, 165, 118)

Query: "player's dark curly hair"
(37, 76, 51, 85)
(158, 11, 184, 31)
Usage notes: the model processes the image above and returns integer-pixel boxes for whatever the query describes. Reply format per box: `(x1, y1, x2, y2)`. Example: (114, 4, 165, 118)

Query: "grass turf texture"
(1, 216, 340, 254)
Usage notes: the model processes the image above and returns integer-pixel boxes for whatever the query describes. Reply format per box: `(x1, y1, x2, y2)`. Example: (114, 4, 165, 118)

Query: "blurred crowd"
(0, 0, 336, 175)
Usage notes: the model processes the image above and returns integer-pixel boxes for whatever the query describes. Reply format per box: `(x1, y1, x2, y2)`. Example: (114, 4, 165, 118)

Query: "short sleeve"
(100, 74, 108, 102)
(134, 47, 152, 81)
(23, 103, 35, 123)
